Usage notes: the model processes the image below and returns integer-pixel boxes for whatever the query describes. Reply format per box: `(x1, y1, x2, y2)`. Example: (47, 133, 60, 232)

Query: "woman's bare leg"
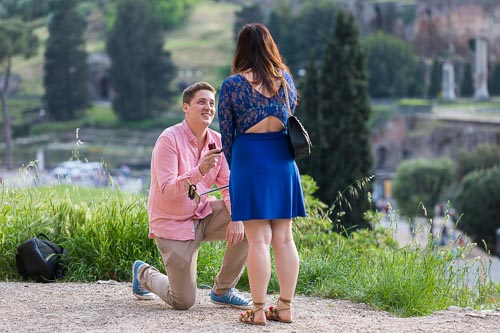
(244, 219, 272, 323)
(271, 219, 299, 321)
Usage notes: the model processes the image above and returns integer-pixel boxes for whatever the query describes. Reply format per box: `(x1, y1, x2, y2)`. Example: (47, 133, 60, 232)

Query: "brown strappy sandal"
(266, 297, 293, 323)
(239, 302, 266, 326)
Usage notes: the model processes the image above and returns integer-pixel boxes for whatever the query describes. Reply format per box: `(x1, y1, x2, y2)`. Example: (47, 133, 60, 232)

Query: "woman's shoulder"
(282, 70, 294, 85)
(222, 73, 244, 86)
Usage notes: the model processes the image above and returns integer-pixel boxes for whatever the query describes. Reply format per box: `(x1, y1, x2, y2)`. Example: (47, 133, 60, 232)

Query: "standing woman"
(218, 23, 306, 325)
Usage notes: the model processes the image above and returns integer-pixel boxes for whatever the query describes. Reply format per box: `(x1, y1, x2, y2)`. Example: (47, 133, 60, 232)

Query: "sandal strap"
(278, 297, 292, 308)
(253, 302, 266, 312)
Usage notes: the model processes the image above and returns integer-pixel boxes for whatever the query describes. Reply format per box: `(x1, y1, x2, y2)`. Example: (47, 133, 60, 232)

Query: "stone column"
(442, 60, 456, 101)
(474, 38, 489, 100)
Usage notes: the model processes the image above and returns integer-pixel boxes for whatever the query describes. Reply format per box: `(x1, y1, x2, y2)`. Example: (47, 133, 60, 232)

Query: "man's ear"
(182, 102, 189, 113)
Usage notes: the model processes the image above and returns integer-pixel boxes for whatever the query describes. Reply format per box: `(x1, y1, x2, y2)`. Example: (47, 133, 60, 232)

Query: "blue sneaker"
(132, 260, 155, 300)
(210, 288, 252, 309)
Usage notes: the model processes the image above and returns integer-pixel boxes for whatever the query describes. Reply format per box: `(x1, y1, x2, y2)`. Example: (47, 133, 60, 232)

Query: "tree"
(107, 0, 176, 121)
(44, 0, 90, 121)
(363, 31, 419, 98)
(0, 18, 38, 169)
(428, 58, 441, 99)
(489, 62, 500, 96)
(275, 0, 337, 74)
(0, 0, 51, 20)
(460, 62, 474, 97)
(145, 0, 198, 30)
(267, 2, 293, 58)
(455, 166, 500, 255)
(233, 3, 264, 42)
(314, 10, 373, 231)
(455, 144, 500, 181)
(296, 53, 319, 174)
(392, 158, 453, 222)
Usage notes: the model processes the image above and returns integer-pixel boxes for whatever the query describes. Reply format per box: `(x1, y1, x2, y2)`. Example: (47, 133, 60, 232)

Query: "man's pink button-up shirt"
(147, 120, 231, 241)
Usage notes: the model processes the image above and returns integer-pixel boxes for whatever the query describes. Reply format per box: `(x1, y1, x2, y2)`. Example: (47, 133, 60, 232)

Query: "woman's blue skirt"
(229, 131, 306, 221)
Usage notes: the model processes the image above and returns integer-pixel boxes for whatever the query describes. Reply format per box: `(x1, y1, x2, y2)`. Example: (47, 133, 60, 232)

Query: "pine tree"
(317, 10, 373, 231)
(460, 62, 474, 97)
(489, 62, 500, 96)
(107, 0, 176, 121)
(428, 59, 441, 99)
(296, 53, 319, 174)
(43, 0, 89, 121)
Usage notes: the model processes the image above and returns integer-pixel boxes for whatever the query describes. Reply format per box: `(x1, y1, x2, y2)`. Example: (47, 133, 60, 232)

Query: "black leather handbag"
(284, 83, 312, 159)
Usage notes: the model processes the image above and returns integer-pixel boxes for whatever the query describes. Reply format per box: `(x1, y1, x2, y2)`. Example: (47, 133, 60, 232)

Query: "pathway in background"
(382, 214, 500, 284)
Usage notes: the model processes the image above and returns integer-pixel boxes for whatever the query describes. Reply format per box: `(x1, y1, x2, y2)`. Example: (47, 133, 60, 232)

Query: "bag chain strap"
(283, 79, 292, 117)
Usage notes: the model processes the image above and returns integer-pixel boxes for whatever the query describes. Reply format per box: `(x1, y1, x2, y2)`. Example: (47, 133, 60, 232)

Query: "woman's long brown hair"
(232, 23, 290, 96)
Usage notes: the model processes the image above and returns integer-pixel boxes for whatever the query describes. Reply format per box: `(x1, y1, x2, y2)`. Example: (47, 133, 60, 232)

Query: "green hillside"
(165, 1, 238, 88)
(11, 0, 239, 100)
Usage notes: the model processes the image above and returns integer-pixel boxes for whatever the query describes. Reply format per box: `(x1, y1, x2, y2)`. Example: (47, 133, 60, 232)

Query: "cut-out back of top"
(217, 71, 297, 167)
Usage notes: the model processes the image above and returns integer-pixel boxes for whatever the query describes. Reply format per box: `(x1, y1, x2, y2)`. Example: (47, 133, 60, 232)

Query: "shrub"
(455, 144, 500, 181)
(392, 158, 454, 219)
(455, 165, 500, 254)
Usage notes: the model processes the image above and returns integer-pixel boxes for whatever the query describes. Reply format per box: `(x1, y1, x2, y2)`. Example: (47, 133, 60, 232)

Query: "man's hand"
(199, 149, 222, 175)
(225, 221, 244, 247)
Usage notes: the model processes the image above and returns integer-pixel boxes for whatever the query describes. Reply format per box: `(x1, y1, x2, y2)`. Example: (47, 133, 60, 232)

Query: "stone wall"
(372, 110, 500, 176)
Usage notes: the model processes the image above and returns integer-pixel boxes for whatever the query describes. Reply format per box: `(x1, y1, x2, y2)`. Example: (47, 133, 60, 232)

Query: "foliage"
(44, 0, 90, 121)
(455, 144, 500, 181)
(269, 0, 337, 74)
(232, 3, 264, 42)
(266, 2, 292, 54)
(305, 9, 373, 231)
(363, 31, 420, 98)
(428, 58, 441, 99)
(107, 0, 176, 121)
(145, 0, 201, 30)
(398, 98, 431, 107)
(0, 17, 38, 169)
(295, 53, 319, 173)
(489, 62, 500, 96)
(0, 0, 51, 20)
(455, 165, 500, 255)
(407, 60, 425, 98)
(0, 185, 161, 282)
(392, 158, 453, 219)
(460, 62, 474, 98)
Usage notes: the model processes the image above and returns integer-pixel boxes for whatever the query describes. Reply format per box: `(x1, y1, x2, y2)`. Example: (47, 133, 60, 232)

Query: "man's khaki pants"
(137, 200, 248, 310)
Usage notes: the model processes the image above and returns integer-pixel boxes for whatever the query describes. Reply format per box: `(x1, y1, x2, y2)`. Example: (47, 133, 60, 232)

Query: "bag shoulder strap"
(282, 79, 292, 117)
(36, 234, 65, 255)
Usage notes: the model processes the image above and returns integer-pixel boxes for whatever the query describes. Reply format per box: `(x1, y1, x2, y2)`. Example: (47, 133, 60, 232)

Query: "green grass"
(1, 176, 498, 317)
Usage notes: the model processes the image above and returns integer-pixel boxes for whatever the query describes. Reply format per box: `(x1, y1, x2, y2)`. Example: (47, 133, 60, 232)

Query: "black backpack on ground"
(15, 234, 68, 282)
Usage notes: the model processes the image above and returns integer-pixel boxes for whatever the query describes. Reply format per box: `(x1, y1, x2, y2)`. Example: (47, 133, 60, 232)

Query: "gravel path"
(1, 281, 498, 333)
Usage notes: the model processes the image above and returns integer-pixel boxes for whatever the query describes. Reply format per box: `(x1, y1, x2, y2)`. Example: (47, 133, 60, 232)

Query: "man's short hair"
(182, 82, 216, 105)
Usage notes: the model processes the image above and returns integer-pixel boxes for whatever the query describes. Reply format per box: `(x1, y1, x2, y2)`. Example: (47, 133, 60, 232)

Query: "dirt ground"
(1, 281, 498, 333)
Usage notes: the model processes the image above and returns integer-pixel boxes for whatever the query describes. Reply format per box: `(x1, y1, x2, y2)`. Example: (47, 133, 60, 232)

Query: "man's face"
(183, 89, 216, 128)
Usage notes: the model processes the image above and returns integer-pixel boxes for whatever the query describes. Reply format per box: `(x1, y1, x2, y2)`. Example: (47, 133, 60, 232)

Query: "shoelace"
(227, 289, 248, 303)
